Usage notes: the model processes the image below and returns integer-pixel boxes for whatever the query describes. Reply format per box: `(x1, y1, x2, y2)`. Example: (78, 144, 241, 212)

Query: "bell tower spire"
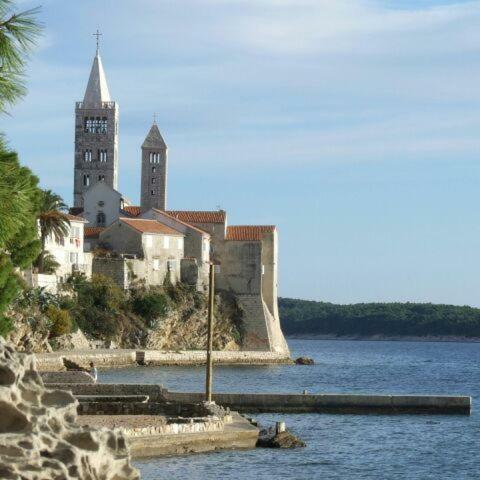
(73, 36, 119, 208)
(140, 119, 168, 212)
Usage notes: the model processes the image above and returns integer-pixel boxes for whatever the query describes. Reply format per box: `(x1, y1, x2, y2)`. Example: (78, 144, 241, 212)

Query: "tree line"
(279, 298, 480, 337)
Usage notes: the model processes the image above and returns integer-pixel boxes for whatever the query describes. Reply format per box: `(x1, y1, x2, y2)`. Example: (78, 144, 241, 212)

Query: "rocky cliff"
(0, 338, 139, 479)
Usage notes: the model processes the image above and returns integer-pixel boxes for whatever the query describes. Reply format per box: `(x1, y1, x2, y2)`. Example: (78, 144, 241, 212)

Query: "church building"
(71, 45, 289, 356)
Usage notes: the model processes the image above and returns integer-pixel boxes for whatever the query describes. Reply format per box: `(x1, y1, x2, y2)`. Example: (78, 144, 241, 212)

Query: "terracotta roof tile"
(167, 210, 226, 224)
(120, 218, 183, 236)
(122, 206, 142, 217)
(151, 209, 210, 236)
(226, 225, 276, 241)
(84, 227, 105, 238)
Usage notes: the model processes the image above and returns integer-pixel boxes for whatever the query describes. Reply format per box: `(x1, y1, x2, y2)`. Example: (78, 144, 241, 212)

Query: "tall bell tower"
(140, 120, 168, 212)
(73, 37, 119, 208)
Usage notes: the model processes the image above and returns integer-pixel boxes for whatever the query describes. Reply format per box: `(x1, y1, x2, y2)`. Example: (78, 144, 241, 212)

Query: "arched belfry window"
(149, 152, 160, 164)
(97, 211, 106, 226)
(83, 174, 90, 186)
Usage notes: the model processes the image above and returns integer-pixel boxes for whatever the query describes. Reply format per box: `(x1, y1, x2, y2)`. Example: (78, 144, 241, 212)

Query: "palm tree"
(37, 190, 70, 273)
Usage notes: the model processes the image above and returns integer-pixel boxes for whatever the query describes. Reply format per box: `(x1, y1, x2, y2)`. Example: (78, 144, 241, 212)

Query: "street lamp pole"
(205, 263, 215, 402)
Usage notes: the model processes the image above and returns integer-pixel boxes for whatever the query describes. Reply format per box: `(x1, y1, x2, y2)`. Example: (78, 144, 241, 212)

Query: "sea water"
(100, 339, 480, 479)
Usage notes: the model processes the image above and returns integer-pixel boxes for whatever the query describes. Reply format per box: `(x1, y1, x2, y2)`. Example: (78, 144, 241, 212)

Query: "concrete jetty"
(46, 381, 471, 415)
(166, 391, 472, 415)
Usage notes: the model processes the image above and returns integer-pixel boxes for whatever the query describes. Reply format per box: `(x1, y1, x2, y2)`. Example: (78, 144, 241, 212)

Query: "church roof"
(167, 210, 226, 224)
(120, 218, 183, 236)
(142, 123, 167, 149)
(226, 225, 276, 241)
(83, 50, 111, 107)
(121, 206, 142, 217)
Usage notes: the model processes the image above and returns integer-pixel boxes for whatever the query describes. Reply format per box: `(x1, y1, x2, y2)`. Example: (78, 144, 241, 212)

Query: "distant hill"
(278, 298, 480, 339)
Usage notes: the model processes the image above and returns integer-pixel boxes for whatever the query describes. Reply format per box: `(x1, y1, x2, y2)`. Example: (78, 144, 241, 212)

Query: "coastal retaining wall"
(142, 350, 291, 365)
(34, 349, 291, 371)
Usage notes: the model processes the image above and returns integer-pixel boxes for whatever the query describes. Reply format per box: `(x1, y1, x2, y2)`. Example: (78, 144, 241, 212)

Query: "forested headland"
(279, 298, 480, 339)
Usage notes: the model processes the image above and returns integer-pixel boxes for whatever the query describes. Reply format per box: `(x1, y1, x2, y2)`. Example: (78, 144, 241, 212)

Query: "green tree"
(37, 190, 70, 273)
(0, 0, 42, 332)
(0, 140, 41, 332)
(0, 0, 41, 112)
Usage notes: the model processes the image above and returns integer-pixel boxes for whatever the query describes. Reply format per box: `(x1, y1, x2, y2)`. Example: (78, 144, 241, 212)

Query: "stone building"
(94, 218, 184, 288)
(69, 47, 289, 355)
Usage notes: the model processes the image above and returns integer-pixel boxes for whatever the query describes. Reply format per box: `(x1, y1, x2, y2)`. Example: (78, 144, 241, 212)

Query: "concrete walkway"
(78, 412, 258, 458)
(34, 349, 292, 371)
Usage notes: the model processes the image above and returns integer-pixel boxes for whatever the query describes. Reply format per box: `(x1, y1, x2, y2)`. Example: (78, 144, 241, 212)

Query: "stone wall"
(92, 257, 130, 288)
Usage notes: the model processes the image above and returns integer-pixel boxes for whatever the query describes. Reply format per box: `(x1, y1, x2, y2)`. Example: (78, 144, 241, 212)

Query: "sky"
(3, 0, 480, 306)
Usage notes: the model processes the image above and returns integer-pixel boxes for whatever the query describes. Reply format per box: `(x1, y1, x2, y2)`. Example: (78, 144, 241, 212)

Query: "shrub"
(131, 290, 168, 326)
(46, 305, 72, 338)
(71, 274, 126, 340)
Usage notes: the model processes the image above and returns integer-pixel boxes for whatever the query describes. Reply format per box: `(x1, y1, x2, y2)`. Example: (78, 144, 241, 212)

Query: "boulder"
(0, 338, 140, 479)
(295, 356, 315, 365)
(257, 430, 306, 449)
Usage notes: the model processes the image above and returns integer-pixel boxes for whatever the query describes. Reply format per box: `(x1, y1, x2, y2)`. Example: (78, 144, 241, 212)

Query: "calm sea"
(100, 339, 479, 479)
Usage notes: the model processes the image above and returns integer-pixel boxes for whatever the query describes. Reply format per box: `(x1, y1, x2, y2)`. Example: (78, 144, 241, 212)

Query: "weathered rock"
(257, 430, 306, 449)
(0, 338, 140, 479)
(295, 356, 315, 365)
(62, 357, 88, 372)
(145, 292, 241, 351)
(54, 329, 92, 351)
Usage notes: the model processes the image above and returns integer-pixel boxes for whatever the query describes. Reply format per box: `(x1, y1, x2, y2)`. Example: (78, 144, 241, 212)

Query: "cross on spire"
(153, 112, 157, 124)
(93, 29, 102, 52)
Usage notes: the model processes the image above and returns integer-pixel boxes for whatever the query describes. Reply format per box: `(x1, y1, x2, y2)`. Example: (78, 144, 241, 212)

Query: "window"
(98, 174, 105, 181)
(83, 174, 90, 186)
(177, 237, 183, 250)
(84, 149, 92, 162)
(149, 152, 160, 164)
(98, 149, 107, 162)
(69, 252, 79, 264)
(97, 211, 106, 226)
(167, 259, 176, 271)
(151, 190, 155, 196)
(152, 166, 156, 173)
(84, 116, 107, 134)
(153, 259, 160, 271)
(163, 236, 170, 248)
(151, 178, 156, 184)
(71, 226, 80, 238)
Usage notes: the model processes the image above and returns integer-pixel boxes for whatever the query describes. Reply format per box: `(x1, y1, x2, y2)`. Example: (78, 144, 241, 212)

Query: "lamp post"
(205, 263, 215, 402)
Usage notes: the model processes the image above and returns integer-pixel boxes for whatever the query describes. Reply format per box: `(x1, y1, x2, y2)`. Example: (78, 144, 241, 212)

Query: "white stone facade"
(43, 215, 89, 280)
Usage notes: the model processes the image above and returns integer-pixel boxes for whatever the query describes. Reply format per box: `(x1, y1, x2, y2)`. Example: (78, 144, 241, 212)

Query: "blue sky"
(4, 0, 480, 305)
